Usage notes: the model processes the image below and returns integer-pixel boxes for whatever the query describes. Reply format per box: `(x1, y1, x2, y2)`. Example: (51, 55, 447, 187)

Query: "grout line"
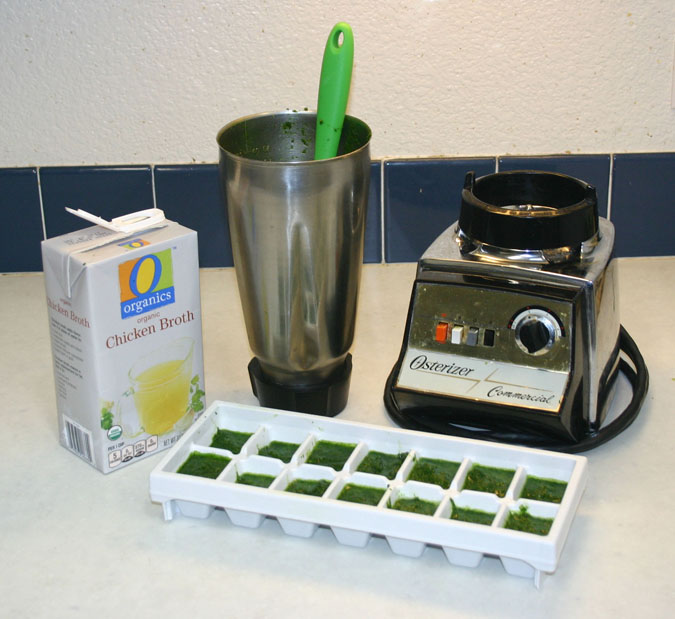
(150, 164, 158, 210)
(36, 167, 47, 240)
(606, 155, 614, 221)
(380, 159, 385, 264)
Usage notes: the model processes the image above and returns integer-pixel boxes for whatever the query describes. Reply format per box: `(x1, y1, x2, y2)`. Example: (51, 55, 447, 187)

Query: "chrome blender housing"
(387, 170, 622, 443)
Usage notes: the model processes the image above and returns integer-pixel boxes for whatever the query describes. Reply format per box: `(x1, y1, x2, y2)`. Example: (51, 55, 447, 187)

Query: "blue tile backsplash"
(0, 167, 43, 272)
(384, 157, 495, 262)
(40, 165, 154, 239)
(154, 164, 232, 268)
(611, 153, 675, 258)
(498, 155, 611, 218)
(2, 153, 673, 272)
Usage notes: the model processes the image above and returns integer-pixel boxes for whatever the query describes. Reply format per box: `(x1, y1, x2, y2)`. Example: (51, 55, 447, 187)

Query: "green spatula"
(315, 22, 354, 160)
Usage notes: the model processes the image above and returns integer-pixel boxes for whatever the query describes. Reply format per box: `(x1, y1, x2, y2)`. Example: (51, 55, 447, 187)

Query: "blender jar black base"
(248, 354, 352, 417)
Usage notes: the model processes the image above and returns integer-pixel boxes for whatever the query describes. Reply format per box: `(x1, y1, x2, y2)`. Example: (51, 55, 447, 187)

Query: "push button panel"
(434, 322, 449, 342)
(432, 322, 489, 347)
(409, 282, 572, 372)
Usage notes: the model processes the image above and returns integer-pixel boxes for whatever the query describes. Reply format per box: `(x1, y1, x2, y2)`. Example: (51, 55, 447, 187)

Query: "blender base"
(248, 354, 352, 417)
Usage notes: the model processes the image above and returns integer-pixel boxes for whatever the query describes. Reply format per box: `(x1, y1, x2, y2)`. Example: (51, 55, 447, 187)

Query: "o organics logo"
(119, 238, 150, 250)
(118, 249, 175, 318)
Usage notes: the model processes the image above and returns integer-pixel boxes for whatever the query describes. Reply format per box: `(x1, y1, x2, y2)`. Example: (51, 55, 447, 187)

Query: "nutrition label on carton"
(48, 314, 86, 398)
(108, 435, 158, 468)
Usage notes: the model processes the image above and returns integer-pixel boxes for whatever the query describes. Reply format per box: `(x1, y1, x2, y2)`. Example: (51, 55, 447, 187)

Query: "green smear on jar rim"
(177, 452, 231, 479)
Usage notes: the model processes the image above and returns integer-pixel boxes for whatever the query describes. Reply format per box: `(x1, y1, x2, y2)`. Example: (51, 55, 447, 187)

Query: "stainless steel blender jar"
(218, 111, 371, 416)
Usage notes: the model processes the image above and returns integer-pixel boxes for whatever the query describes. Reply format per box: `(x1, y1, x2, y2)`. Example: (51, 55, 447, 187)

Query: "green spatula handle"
(315, 22, 354, 160)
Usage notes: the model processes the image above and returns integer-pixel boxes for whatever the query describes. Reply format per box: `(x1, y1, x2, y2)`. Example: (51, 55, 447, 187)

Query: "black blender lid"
(459, 170, 599, 251)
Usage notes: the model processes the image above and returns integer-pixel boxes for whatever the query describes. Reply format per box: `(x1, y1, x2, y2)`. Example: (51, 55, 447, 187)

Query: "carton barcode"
(64, 418, 94, 464)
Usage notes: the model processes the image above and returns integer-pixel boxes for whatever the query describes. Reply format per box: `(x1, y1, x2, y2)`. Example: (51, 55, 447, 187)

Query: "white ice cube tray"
(149, 401, 587, 587)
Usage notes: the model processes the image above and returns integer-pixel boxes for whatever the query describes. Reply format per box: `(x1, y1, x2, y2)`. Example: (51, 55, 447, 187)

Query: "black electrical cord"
(384, 326, 648, 453)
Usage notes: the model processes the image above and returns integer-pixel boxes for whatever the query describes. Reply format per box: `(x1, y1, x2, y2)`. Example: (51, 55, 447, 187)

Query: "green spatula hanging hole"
(315, 22, 354, 160)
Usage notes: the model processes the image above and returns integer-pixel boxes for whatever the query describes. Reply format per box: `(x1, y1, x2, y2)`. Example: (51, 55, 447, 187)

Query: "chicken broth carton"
(42, 212, 205, 473)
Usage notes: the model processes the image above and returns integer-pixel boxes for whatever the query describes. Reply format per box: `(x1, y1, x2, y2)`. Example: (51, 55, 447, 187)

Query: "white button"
(451, 325, 463, 344)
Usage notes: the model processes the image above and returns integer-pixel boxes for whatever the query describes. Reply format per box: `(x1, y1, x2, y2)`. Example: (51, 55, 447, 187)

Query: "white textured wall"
(1, 0, 674, 166)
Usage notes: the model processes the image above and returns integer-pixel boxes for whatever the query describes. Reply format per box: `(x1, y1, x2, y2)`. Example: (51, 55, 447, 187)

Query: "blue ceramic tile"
(384, 158, 496, 262)
(0, 168, 43, 272)
(499, 155, 611, 218)
(364, 161, 382, 263)
(154, 164, 232, 267)
(41, 166, 153, 238)
(611, 153, 675, 257)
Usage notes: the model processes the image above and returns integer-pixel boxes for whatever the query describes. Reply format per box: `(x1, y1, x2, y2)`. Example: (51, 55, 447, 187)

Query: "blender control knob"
(518, 319, 553, 354)
(512, 309, 560, 355)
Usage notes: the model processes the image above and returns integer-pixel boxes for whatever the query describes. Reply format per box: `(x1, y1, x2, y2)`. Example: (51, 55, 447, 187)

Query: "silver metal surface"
(413, 217, 619, 425)
(218, 111, 371, 386)
(456, 228, 601, 265)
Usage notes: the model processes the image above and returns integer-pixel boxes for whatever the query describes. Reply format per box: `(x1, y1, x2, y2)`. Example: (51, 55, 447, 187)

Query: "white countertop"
(1, 259, 673, 618)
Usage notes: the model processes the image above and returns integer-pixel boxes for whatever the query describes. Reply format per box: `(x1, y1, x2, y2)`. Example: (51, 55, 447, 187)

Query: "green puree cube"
(463, 464, 515, 497)
(306, 440, 356, 470)
(391, 496, 439, 516)
(210, 429, 253, 453)
(236, 472, 276, 488)
(285, 478, 331, 497)
(505, 505, 554, 536)
(520, 476, 567, 503)
(257, 441, 300, 463)
(450, 502, 496, 526)
(357, 450, 408, 479)
(177, 452, 231, 479)
(337, 483, 386, 506)
(407, 457, 460, 489)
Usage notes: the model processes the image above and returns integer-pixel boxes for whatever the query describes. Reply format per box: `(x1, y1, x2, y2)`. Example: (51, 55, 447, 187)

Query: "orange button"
(435, 322, 449, 342)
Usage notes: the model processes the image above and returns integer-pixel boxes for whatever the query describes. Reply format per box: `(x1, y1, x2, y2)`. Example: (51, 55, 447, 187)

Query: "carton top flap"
(41, 219, 194, 298)
(65, 207, 166, 234)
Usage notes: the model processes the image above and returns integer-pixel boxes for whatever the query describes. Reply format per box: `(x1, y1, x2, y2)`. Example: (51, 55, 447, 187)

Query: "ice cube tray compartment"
(150, 401, 587, 587)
